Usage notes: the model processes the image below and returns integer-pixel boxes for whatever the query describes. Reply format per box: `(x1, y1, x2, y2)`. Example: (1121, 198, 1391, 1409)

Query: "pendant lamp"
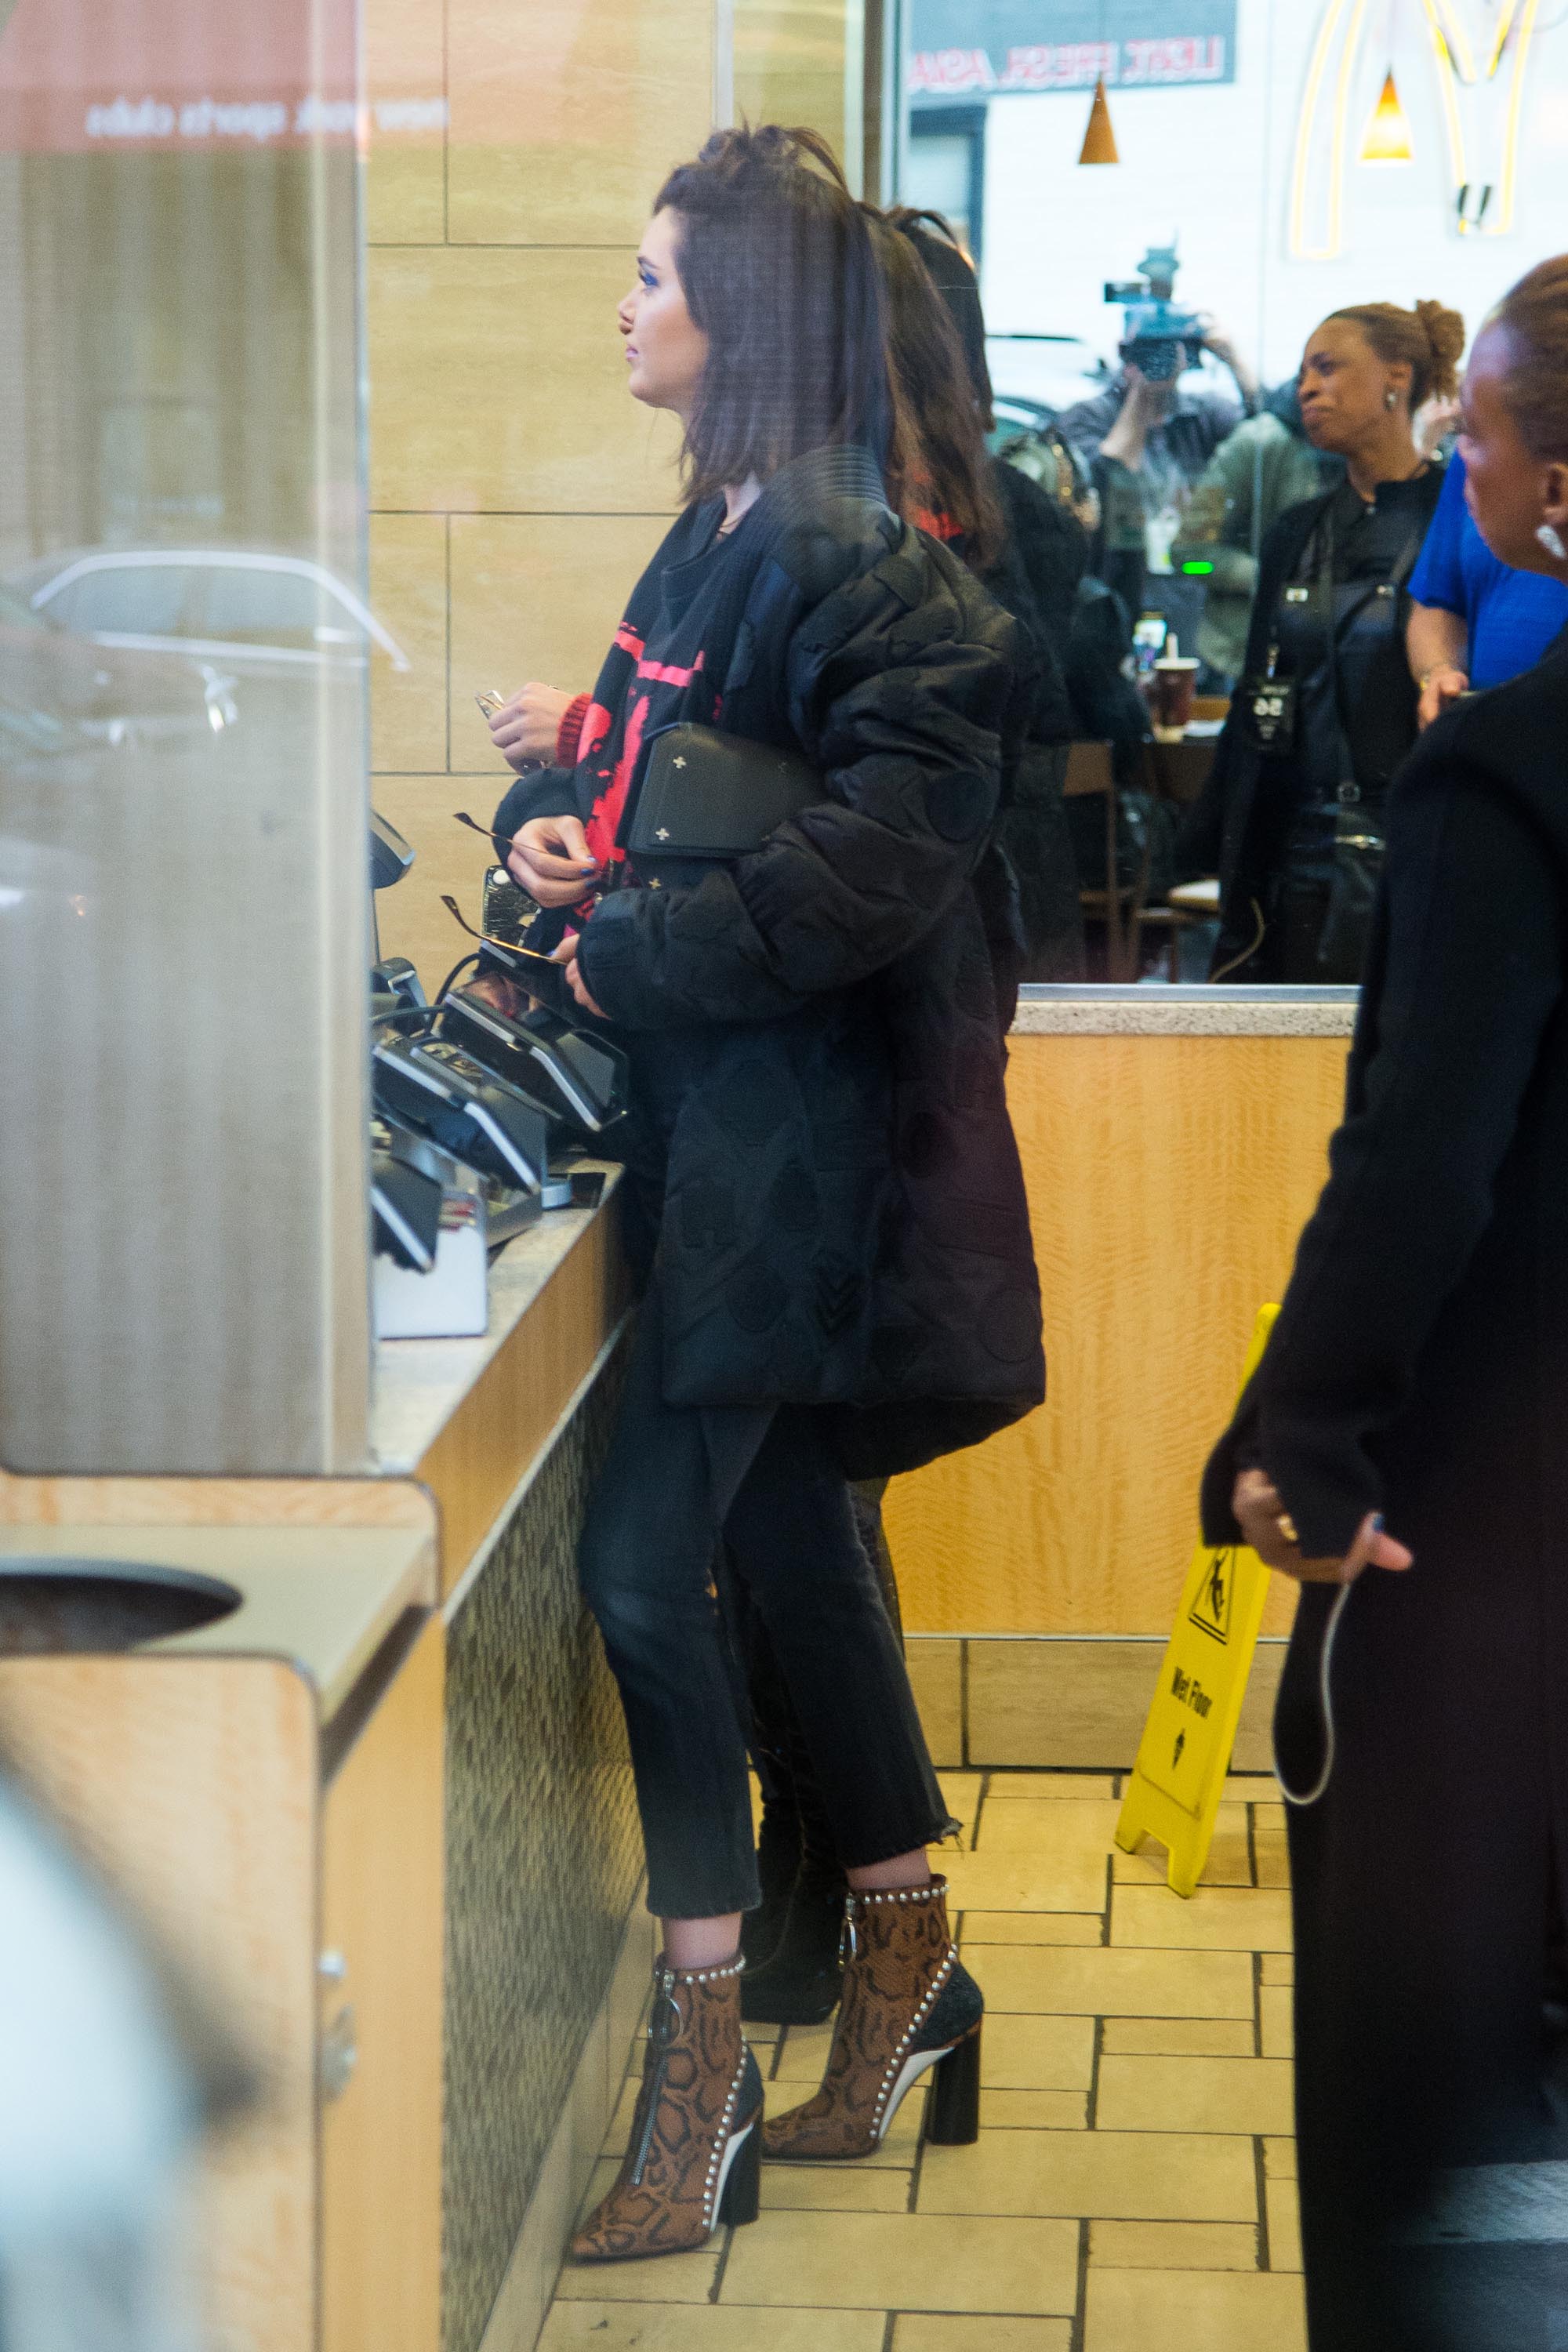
(1359, 69, 1414, 165)
(1078, 75, 1120, 165)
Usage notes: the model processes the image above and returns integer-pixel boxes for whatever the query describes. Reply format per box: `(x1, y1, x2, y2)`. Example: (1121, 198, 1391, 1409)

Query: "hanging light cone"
(1078, 75, 1120, 166)
(1359, 68, 1414, 165)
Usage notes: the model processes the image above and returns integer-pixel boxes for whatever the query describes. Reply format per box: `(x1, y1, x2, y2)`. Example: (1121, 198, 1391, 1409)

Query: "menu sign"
(909, 0, 1237, 102)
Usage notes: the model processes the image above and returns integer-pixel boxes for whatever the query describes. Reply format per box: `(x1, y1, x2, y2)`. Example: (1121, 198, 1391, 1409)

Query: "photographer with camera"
(1057, 246, 1253, 655)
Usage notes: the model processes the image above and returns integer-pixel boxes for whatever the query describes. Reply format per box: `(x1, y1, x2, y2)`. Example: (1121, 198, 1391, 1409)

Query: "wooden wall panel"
(0, 1658, 318, 2352)
(321, 1617, 445, 2352)
(884, 1032, 1349, 1635)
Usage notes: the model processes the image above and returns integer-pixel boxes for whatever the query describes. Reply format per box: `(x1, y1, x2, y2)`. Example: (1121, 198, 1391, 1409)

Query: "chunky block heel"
(717, 2115, 761, 2226)
(925, 2024, 982, 2146)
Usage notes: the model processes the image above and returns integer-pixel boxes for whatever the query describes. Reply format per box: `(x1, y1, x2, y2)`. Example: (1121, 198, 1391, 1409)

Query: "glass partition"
(895, 0, 1568, 985)
(0, 0, 370, 1470)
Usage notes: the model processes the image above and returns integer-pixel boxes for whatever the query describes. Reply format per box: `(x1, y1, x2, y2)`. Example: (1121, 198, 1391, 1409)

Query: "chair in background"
(1063, 740, 1149, 982)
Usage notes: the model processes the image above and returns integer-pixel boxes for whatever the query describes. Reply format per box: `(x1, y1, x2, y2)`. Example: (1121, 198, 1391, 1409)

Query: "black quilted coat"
(492, 445, 1045, 1479)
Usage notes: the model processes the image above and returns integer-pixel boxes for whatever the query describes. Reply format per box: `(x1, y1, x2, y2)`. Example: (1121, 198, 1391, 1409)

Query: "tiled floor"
(538, 1772, 1305, 2352)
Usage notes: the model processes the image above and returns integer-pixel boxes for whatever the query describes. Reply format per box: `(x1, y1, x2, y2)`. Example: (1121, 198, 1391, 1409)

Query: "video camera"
(1104, 244, 1205, 383)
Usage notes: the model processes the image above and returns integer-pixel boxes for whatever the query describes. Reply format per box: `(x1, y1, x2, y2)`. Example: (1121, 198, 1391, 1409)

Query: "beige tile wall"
(365, 0, 863, 989)
(364, 0, 709, 987)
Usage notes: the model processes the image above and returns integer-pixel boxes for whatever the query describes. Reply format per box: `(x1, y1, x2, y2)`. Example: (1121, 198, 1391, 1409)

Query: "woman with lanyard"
(1202, 256, 1568, 2348)
(1177, 299, 1464, 982)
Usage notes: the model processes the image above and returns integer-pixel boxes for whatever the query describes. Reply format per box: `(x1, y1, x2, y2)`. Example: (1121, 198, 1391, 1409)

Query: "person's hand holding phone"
(1417, 666, 1469, 730)
(484, 683, 574, 772)
(506, 814, 602, 908)
(1232, 1467, 1414, 1585)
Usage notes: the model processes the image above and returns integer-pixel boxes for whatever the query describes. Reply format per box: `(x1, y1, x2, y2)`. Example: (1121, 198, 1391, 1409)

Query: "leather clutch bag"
(625, 723, 825, 866)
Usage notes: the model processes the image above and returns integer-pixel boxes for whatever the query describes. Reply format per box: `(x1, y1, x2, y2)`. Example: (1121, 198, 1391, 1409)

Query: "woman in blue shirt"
(1406, 445, 1568, 722)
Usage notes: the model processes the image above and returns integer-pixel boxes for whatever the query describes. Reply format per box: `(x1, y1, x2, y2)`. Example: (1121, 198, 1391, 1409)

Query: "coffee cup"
(1151, 636, 1200, 741)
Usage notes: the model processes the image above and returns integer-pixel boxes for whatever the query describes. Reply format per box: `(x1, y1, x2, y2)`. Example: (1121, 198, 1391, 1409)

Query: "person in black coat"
(481, 129, 1042, 2265)
(1176, 298, 1464, 981)
(1201, 256, 1568, 2350)
(887, 208, 1087, 979)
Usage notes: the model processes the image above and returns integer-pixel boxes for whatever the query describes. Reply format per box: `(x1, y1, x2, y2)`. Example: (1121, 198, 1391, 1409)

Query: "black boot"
(740, 1795, 802, 1975)
(741, 1839, 848, 2026)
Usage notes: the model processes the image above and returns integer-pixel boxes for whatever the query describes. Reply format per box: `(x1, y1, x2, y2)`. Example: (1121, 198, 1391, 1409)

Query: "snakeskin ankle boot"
(572, 1953, 764, 2263)
(761, 1877, 982, 2163)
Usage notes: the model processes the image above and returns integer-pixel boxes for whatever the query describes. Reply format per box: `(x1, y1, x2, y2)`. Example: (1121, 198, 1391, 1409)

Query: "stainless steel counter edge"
(1012, 984, 1359, 1037)
(368, 1167, 622, 1475)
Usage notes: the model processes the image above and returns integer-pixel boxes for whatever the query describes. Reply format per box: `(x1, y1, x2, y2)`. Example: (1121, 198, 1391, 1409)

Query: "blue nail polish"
(1371, 1514, 1385, 1534)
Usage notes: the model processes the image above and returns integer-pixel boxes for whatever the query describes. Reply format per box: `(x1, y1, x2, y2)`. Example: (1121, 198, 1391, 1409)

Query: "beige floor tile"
(987, 1773, 1120, 1798)
(1096, 2055, 1294, 2136)
(983, 2089, 1088, 2129)
(981, 2012, 1097, 2090)
(1111, 1885, 1293, 1952)
(1090, 2219, 1260, 2270)
(1225, 1776, 1281, 1794)
(771, 2024, 837, 2085)
(720, 2209, 1080, 2314)
(1083, 2265, 1306, 2351)
(1112, 1814, 1253, 1888)
(961, 1913, 1105, 1947)
(1262, 2136, 1297, 2180)
(601, 2078, 640, 2156)
(967, 1943, 1255, 2020)
(975, 1798, 1122, 1853)
(763, 2165, 913, 2213)
(541, 2305, 885, 2351)
(943, 1842, 1112, 1915)
(940, 1771, 985, 1847)
(893, 2318, 1072, 2352)
(1102, 2018, 1256, 2057)
(1254, 1815, 1290, 1890)
(553, 2194, 721, 2304)
(1261, 1953, 1294, 1985)
(1260, 1984, 1293, 2058)
(1266, 2175, 1304, 2270)
(918, 2129, 1258, 2222)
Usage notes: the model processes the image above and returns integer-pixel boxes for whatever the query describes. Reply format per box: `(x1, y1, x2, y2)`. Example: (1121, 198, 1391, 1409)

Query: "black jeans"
(579, 1287, 949, 1920)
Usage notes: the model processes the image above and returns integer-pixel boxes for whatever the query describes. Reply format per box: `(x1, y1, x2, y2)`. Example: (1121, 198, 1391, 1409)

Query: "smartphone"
(475, 688, 507, 719)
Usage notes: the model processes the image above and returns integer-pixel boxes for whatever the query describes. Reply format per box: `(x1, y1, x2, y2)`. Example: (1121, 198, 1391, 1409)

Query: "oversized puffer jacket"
(492, 442, 1045, 1478)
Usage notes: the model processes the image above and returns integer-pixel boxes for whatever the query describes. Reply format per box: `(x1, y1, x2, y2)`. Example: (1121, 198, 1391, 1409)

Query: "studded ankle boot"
(572, 1954, 764, 2263)
(761, 1877, 982, 2164)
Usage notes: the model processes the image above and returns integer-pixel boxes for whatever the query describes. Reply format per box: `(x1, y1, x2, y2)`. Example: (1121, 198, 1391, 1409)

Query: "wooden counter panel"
(0, 1657, 318, 2352)
(0, 1468, 435, 1535)
(321, 1616, 445, 2352)
(416, 1204, 629, 1595)
(884, 1032, 1348, 1635)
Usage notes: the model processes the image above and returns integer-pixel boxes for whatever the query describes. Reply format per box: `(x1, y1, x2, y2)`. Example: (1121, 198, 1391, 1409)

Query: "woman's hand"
(1232, 1468, 1414, 1584)
(506, 815, 602, 909)
(1417, 666, 1469, 730)
(488, 683, 573, 771)
(551, 935, 607, 1021)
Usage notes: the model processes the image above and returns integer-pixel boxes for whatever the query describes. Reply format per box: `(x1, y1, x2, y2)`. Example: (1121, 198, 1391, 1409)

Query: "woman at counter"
(1177, 298, 1463, 982)
(481, 125, 1043, 2265)
(1202, 256, 1568, 2350)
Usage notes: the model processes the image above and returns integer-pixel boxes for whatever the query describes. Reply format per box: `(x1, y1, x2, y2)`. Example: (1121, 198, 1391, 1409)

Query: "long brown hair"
(653, 126, 911, 507)
(872, 210, 1003, 568)
(1491, 256, 1568, 463)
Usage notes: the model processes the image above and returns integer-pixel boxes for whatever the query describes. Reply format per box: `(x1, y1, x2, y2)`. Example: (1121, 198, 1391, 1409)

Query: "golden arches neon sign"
(1290, 0, 1541, 258)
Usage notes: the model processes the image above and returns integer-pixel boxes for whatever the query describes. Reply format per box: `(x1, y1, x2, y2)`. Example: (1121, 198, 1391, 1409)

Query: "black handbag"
(624, 722, 826, 882)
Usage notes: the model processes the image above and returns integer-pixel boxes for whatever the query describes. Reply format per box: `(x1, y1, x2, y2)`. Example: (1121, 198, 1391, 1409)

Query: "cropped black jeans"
(578, 1283, 948, 1920)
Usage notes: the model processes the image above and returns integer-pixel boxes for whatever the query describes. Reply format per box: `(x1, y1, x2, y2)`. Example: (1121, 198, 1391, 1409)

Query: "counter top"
(0, 1520, 434, 1719)
(1012, 984, 1358, 1038)
(369, 1171, 620, 1478)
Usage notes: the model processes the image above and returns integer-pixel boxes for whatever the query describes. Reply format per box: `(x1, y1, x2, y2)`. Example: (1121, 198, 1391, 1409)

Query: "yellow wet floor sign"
(1115, 1305, 1279, 1899)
